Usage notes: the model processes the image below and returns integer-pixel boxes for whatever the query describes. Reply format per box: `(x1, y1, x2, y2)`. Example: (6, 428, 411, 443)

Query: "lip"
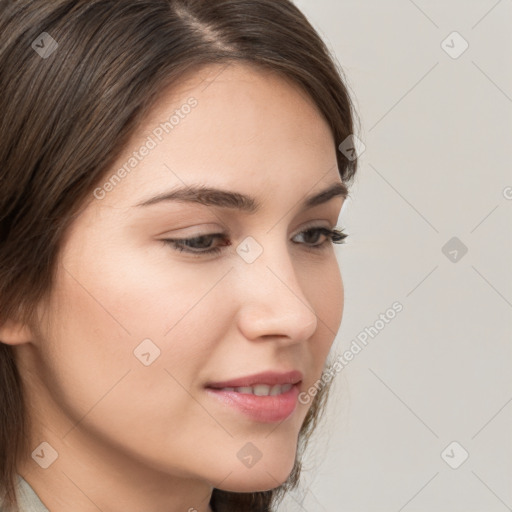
(205, 370, 303, 389)
(205, 382, 301, 423)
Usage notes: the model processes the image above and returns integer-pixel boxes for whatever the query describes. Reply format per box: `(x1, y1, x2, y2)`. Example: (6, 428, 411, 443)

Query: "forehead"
(93, 62, 339, 210)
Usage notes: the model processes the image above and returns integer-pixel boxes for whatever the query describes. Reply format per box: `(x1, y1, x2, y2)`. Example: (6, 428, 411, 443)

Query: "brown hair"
(0, 0, 359, 510)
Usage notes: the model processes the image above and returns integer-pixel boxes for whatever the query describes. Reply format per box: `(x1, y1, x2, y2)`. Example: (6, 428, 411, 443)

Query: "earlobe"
(0, 318, 35, 346)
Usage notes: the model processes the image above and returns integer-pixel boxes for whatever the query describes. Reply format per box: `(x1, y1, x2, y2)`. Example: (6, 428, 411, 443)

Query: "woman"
(0, 1, 359, 510)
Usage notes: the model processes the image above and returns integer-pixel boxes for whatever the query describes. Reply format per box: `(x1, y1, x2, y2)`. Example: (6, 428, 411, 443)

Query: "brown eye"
(162, 234, 229, 255)
(162, 227, 348, 257)
(292, 227, 348, 249)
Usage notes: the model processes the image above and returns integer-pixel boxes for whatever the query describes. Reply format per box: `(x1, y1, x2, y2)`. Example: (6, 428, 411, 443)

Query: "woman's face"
(17, 63, 346, 497)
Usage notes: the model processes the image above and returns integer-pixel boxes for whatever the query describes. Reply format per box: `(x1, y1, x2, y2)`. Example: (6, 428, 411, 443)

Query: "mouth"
(204, 381, 302, 423)
(206, 382, 295, 396)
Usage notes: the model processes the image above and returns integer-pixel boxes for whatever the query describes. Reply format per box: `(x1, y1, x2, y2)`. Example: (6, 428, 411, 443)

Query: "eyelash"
(161, 226, 348, 256)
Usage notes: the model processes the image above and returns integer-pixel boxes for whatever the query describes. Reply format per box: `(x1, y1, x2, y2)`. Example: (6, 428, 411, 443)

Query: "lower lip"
(205, 383, 300, 423)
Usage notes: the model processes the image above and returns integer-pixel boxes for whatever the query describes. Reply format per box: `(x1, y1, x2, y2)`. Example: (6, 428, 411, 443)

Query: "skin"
(1, 62, 346, 512)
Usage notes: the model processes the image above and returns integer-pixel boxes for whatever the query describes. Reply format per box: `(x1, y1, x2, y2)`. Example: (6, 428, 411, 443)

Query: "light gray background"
(278, 1, 512, 511)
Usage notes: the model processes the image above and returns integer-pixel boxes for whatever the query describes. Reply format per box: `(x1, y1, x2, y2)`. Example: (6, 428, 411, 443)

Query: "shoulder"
(0, 475, 49, 512)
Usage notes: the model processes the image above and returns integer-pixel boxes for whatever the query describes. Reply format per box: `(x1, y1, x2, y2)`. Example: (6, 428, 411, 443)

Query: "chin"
(216, 456, 297, 493)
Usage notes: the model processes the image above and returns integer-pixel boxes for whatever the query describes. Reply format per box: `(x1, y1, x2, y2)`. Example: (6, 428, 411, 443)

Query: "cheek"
(322, 257, 344, 330)
(306, 255, 344, 332)
(302, 257, 344, 373)
(34, 260, 233, 476)
(40, 243, 228, 428)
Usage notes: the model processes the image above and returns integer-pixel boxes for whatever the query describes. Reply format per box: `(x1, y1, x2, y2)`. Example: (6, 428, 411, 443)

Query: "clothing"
(2, 475, 218, 511)
(0, 474, 49, 512)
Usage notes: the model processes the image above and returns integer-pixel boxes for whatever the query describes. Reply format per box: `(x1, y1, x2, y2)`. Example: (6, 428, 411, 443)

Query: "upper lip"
(205, 370, 303, 389)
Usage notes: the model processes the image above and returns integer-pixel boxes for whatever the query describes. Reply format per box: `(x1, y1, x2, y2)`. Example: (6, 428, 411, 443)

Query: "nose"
(233, 243, 319, 345)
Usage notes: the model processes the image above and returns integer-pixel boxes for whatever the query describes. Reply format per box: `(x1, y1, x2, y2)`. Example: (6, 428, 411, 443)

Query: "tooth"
(237, 386, 253, 394)
(281, 383, 293, 393)
(252, 384, 271, 396)
(223, 387, 235, 392)
(269, 385, 282, 395)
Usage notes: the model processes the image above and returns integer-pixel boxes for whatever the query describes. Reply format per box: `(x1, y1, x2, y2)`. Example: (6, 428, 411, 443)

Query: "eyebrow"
(134, 181, 348, 213)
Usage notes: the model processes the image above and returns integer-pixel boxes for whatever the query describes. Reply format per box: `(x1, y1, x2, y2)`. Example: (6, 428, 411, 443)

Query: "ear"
(0, 318, 35, 346)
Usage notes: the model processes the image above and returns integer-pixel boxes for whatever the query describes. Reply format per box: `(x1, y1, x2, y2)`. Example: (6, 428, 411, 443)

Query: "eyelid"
(294, 219, 335, 233)
(159, 219, 336, 240)
(157, 223, 226, 238)
(152, 200, 341, 235)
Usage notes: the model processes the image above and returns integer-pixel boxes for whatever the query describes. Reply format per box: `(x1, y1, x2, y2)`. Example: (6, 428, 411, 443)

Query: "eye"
(293, 226, 348, 249)
(161, 226, 348, 257)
